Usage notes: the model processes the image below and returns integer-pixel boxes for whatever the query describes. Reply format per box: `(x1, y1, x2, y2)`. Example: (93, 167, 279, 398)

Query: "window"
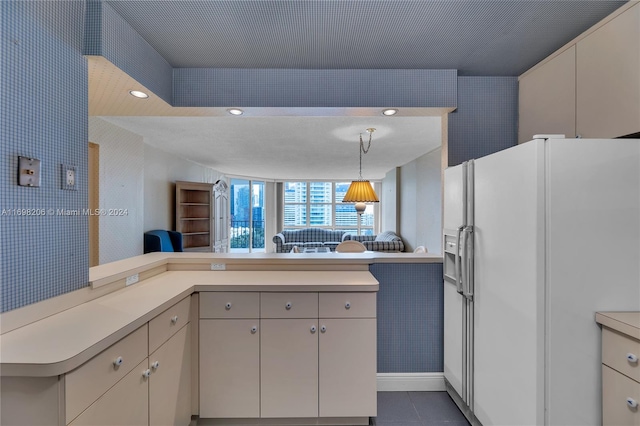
(283, 181, 376, 235)
(230, 179, 265, 252)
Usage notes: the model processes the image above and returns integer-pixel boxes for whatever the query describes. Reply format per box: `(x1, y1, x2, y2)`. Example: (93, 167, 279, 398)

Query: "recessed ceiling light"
(129, 90, 149, 99)
(227, 108, 244, 116)
(382, 108, 398, 116)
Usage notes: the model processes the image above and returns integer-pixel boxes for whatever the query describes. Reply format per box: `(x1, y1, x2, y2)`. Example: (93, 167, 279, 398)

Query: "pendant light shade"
(343, 128, 379, 210)
(343, 180, 379, 204)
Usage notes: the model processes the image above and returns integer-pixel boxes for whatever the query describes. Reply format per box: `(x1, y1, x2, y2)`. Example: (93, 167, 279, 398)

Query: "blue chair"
(144, 230, 184, 253)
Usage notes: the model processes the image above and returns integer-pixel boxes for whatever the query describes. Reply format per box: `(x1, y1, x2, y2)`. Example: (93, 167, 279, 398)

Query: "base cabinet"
(69, 358, 149, 426)
(199, 291, 377, 423)
(199, 319, 260, 418)
(319, 318, 377, 417)
(149, 324, 192, 426)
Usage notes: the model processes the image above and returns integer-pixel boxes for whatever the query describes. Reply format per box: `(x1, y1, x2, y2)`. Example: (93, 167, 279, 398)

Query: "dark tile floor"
(371, 392, 470, 426)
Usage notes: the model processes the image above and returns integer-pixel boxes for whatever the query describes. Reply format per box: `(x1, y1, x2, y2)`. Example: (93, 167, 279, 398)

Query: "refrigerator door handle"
(462, 226, 474, 300)
(460, 225, 468, 296)
(455, 226, 464, 294)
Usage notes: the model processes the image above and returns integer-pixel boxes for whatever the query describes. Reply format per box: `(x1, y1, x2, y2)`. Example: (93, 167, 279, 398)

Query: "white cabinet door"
(199, 319, 260, 418)
(69, 359, 149, 426)
(260, 319, 319, 418)
(318, 318, 377, 418)
(149, 324, 191, 426)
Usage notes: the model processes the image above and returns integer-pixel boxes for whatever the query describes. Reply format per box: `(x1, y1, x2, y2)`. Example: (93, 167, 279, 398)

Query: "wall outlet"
(61, 164, 77, 190)
(210, 263, 226, 271)
(125, 273, 139, 286)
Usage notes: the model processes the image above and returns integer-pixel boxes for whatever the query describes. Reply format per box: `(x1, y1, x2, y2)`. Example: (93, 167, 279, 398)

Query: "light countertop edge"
(1, 270, 379, 377)
(595, 311, 640, 341)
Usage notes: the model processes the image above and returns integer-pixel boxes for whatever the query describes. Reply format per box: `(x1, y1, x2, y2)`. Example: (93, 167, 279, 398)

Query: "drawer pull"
(113, 356, 123, 368)
(285, 302, 292, 310)
(320, 325, 327, 333)
(251, 325, 258, 334)
(142, 369, 151, 379)
(310, 325, 317, 333)
(225, 302, 232, 310)
(345, 302, 351, 309)
(171, 315, 179, 324)
(627, 353, 638, 363)
(627, 398, 638, 409)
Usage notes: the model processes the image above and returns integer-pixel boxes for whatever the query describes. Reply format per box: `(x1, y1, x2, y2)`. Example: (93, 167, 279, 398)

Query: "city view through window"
(230, 181, 376, 252)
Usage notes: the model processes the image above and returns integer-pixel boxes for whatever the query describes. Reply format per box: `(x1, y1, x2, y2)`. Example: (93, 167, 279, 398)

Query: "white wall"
(385, 147, 442, 254)
(89, 118, 223, 264)
(89, 118, 144, 264)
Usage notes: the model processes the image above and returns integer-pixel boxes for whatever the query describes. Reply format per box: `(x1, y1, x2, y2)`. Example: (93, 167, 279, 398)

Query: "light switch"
(61, 164, 77, 190)
(18, 156, 41, 187)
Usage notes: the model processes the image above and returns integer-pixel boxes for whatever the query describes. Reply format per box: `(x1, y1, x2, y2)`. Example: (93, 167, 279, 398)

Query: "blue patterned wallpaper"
(174, 68, 457, 108)
(448, 76, 519, 166)
(372, 263, 444, 373)
(1, 1, 89, 312)
(84, 0, 173, 104)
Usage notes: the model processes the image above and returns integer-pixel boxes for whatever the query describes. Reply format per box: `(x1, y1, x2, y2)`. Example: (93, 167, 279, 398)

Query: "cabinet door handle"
(171, 315, 179, 324)
(251, 326, 258, 334)
(113, 356, 123, 368)
(142, 369, 151, 379)
(320, 325, 327, 333)
(285, 302, 292, 310)
(151, 361, 160, 370)
(627, 398, 638, 409)
(345, 302, 351, 309)
(225, 302, 232, 310)
(627, 353, 638, 363)
(310, 325, 317, 333)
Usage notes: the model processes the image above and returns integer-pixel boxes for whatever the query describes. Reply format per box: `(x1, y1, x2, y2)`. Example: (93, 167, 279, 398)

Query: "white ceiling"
(89, 57, 445, 180)
(101, 115, 443, 180)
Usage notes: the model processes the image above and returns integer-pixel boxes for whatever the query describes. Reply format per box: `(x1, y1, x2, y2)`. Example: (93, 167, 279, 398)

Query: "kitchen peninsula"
(1, 251, 442, 426)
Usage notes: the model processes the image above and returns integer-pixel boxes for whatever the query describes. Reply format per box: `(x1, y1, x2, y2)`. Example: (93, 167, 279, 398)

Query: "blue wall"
(372, 263, 444, 373)
(1, 1, 89, 313)
(448, 76, 519, 166)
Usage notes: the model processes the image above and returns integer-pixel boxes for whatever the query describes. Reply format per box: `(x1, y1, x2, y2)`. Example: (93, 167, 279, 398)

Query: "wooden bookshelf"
(175, 181, 214, 252)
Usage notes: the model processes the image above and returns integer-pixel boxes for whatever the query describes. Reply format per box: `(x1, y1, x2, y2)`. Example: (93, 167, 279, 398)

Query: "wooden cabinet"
(519, 3, 640, 142)
(577, 2, 640, 138)
(518, 46, 576, 144)
(176, 181, 214, 252)
(199, 291, 376, 424)
(597, 312, 640, 426)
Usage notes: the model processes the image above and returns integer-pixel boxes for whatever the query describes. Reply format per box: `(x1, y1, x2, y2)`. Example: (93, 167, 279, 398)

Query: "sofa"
(272, 228, 349, 253)
(344, 231, 405, 252)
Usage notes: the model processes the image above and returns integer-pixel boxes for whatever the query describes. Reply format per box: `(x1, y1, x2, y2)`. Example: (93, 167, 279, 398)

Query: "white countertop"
(596, 311, 640, 340)
(0, 270, 378, 377)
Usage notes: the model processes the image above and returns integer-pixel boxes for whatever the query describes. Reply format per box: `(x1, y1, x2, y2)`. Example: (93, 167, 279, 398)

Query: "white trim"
(376, 373, 446, 392)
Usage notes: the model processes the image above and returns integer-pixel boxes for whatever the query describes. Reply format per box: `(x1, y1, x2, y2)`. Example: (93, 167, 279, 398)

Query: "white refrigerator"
(443, 136, 640, 426)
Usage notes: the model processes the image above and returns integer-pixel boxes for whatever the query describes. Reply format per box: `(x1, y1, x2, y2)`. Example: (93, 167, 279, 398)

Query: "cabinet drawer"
(200, 292, 259, 318)
(603, 327, 640, 382)
(319, 293, 376, 318)
(68, 358, 149, 426)
(602, 364, 640, 426)
(65, 325, 148, 424)
(149, 296, 191, 353)
(261, 293, 318, 318)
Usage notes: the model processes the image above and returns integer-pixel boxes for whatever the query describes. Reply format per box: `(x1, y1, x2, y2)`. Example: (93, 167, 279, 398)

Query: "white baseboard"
(376, 373, 445, 392)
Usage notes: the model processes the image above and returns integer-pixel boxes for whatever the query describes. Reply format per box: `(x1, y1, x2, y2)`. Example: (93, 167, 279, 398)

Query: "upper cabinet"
(576, 3, 640, 138)
(519, 46, 576, 144)
(519, 2, 640, 143)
